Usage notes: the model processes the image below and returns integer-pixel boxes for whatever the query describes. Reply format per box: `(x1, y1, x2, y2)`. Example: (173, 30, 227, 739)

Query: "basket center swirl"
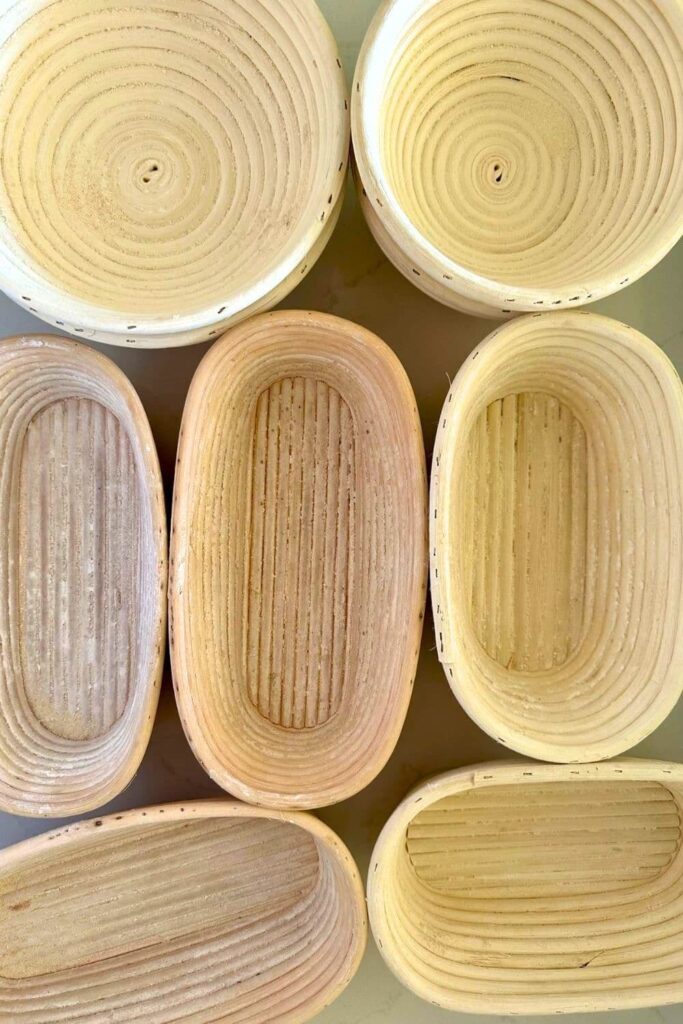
(245, 377, 356, 730)
(378, 0, 683, 295)
(384, 66, 579, 271)
(0, 0, 337, 318)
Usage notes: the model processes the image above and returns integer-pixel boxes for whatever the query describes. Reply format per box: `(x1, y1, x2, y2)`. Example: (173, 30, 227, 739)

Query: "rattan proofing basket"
(170, 310, 428, 808)
(369, 759, 683, 1015)
(0, 335, 166, 817)
(0, 800, 366, 1023)
(0, 0, 349, 346)
(431, 311, 683, 762)
(352, 0, 683, 317)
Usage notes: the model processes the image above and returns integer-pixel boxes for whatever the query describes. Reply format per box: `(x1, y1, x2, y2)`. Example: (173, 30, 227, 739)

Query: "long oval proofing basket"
(431, 312, 683, 762)
(0, 801, 366, 1023)
(170, 310, 427, 808)
(369, 760, 683, 1015)
(0, 0, 348, 347)
(352, 0, 683, 317)
(0, 335, 166, 817)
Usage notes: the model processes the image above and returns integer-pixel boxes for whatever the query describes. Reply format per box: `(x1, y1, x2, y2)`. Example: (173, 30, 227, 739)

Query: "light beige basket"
(431, 311, 683, 762)
(0, 800, 366, 1023)
(369, 759, 683, 1015)
(0, 336, 166, 817)
(352, 0, 683, 317)
(170, 310, 427, 808)
(0, 0, 348, 347)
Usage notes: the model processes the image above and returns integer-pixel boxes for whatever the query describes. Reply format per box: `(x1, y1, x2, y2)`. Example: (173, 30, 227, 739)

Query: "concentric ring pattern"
(0, 336, 166, 816)
(431, 312, 683, 762)
(353, 0, 683, 316)
(0, 802, 366, 1023)
(0, 0, 348, 346)
(369, 762, 683, 1014)
(170, 311, 427, 809)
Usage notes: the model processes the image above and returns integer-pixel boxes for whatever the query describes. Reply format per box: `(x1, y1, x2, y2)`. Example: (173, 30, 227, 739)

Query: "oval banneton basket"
(0, 1, 348, 348)
(352, 0, 683, 318)
(0, 335, 166, 817)
(0, 801, 366, 1023)
(431, 311, 683, 762)
(369, 760, 683, 1015)
(170, 310, 427, 808)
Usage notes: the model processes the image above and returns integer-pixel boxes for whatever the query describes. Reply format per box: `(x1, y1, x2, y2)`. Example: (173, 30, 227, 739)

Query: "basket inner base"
(244, 376, 356, 731)
(17, 397, 141, 741)
(400, 779, 683, 980)
(461, 390, 590, 674)
(407, 780, 681, 900)
(0, 816, 320, 980)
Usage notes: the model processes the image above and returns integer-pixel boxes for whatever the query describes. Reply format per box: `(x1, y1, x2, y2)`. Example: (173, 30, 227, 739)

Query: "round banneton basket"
(0, 1, 348, 348)
(431, 312, 683, 762)
(369, 760, 683, 1015)
(170, 310, 427, 809)
(0, 335, 166, 818)
(0, 335, 166, 815)
(0, 801, 366, 1023)
(352, 0, 683, 318)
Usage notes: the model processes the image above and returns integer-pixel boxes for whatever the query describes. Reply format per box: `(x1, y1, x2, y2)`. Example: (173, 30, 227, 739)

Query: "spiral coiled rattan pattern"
(431, 312, 683, 762)
(170, 311, 427, 809)
(0, 802, 366, 1023)
(0, 336, 166, 817)
(0, 0, 348, 346)
(370, 761, 683, 1015)
(353, 0, 683, 316)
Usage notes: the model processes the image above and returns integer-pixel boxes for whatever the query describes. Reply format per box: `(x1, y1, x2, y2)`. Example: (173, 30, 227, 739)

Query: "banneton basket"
(0, 801, 366, 1023)
(0, 1, 348, 348)
(170, 310, 427, 808)
(352, 0, 683, 318)
(0, 336, 166, 817)
(369, 760, 683, 1015)
(431, 312, 683, 762)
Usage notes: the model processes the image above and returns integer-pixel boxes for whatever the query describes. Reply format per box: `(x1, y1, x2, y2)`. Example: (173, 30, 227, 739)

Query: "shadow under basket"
(170, 310, 427, 808)
(0, 801, 366, 1023)
(369, 760, 683, 1015)
(431, 311, 683, 762)
(0, 336, 166, 817)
